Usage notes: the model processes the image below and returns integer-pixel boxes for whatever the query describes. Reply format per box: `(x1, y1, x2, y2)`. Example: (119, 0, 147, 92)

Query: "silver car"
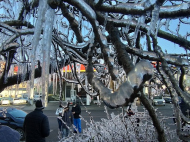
(152, 96, 165, 106)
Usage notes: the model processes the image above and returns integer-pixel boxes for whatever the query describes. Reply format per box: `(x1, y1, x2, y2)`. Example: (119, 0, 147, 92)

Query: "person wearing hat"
(23, 100, 50, 142)
(60, 101, 73, 138)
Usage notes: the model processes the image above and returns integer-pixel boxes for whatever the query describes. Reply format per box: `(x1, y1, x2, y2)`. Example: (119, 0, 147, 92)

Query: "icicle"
(65, 65, 67, 77)
(134, 15, 145, 41)
(148, 4, 160, 36)
(53, 73, 55, 95)
(55, 73, 58, 95)
(124, 15, 132, 35)
(78, 84, 81, 92)
(85, 76, 88, 91)
(4, 52, 10, 84)
(29, 0, 48, 104)
(61, 68, 63, 77)
(41, 5, 55, 107)
(21, 64, 27, 82)
(155, 20, 161, 38)
(49, 74, 51, 87)
(8, 65, 14, 77)
(15, 84, 19, 98)
(165, 19, 170, 31)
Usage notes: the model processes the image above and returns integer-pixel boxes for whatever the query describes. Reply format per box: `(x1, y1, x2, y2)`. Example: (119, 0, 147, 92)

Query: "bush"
(48, 94, 59, 101)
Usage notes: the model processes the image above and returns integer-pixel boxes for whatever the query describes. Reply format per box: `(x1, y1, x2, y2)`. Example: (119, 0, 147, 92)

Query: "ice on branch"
(98, 60, 153, 108)
(127, 60, 153, 88)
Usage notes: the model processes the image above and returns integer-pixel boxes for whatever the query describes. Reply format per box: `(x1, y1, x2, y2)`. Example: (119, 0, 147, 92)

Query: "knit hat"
(35, 100, 44, 109)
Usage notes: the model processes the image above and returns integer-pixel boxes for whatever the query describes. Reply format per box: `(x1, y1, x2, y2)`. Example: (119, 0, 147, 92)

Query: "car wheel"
(16, 128, 25, 141)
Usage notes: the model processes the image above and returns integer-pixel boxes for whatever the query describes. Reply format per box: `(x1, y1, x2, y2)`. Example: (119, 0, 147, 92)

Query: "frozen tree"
(0, 0, 190, 141)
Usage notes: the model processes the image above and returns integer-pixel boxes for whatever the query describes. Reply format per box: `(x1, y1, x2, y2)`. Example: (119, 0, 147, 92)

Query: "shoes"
(58, 129, 62, 139)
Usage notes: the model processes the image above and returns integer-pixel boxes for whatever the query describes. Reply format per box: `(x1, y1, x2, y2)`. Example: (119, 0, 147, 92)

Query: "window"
(66, 86, 71, 97)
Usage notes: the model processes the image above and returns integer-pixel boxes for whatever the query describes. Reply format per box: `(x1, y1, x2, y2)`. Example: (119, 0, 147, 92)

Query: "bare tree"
(0, 0, 190, 141)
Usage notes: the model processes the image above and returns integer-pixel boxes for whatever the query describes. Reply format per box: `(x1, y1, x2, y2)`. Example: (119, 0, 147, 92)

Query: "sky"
(156, 18, 190, 54)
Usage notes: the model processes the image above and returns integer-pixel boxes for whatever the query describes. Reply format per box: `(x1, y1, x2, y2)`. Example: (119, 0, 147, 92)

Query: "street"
(23, 103, 124, 142)
(22, 102, 175, 142)
(0, 102, 175, 142)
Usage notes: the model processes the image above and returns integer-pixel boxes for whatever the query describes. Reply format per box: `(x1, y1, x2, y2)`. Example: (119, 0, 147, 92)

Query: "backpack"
(55, 108, 64, 116)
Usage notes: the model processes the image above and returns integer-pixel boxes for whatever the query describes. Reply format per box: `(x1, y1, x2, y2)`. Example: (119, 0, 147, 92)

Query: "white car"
(1, 97, 11, 105)
(12, 98, 27, 105)
(152, 96, 165, 106)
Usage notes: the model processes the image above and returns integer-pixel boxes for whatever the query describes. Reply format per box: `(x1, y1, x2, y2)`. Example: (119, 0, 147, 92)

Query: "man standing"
(71, 102, 82, 133)
(24, 100, 50, 142)
(61, 101, 73, 138)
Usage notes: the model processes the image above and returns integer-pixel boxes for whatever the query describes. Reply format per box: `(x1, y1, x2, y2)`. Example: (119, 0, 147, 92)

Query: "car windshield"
(153, 96, 162, 99)
(2, 97, 10, 100)
(14, 98, 20, 100)
(9, 109, 27, 118)
(165, 97, 171, 99)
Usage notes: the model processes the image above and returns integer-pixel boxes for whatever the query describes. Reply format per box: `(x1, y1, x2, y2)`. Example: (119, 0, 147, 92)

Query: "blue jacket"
(23, 109, 50, 142)
(0, 125, 20, 142)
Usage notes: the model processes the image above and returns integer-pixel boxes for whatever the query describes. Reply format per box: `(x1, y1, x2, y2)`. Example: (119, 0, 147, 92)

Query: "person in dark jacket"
(0, 125, 20, 142)
(71, 102, 82, 133)
(23, 100, 50, 142)
(61, 101, 73, 138)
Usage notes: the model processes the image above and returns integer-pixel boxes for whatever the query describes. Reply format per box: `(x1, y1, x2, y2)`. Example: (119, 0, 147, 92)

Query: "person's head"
(62, 101, 68, 109)
(35, 100, 44, 110)
(73, 102, 79, 107)
(128, 109, 132, 112)
(73, 102, 76, 106)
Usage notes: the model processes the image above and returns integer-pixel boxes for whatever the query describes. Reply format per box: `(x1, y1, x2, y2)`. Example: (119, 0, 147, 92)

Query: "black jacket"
(23, 109, 50, 142)
(71, 104, 81, 118)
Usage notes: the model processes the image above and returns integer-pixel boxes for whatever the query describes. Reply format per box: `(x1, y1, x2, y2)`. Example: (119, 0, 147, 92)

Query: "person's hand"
(64, 108, 68, 111)
(72, 112, 75, 114)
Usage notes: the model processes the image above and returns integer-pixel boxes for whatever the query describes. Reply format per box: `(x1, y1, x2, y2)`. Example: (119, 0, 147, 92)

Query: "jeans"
(57, 118, 62, 131)
(73, 118, 82, 133)
(62, 127, 70, 138)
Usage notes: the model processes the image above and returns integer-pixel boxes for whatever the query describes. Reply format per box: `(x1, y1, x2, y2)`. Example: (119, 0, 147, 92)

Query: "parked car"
(21, 96, 29, 103)
(0, 107, 27, 140)
(12, 98, 27, 105)
(163, 97, 172, 103)
(152, 96, 165, 106)
(1, 97, 11, 105)
(20, 93, 29, 103)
